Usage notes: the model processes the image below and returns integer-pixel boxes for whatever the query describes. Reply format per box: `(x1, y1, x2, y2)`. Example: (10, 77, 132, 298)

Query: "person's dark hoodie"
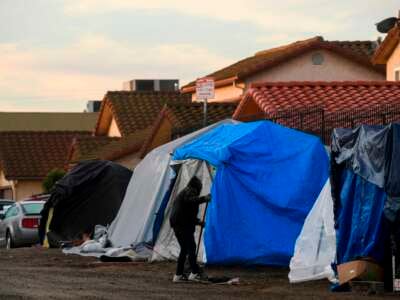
(170, 176, 210, 231)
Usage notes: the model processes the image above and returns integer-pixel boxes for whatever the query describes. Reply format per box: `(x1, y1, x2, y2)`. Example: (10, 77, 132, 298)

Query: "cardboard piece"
(337, 260, 384, 285)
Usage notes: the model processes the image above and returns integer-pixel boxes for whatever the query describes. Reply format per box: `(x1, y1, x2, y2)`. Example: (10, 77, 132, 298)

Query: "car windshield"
(22, 203, 44, 215)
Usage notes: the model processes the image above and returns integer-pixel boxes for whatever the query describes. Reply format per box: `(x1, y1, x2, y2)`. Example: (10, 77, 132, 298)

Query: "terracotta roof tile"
(0, 131, 91, 180)
(234, 82, 400, 138)
(235, 81, 400, 119)
(182, 37, 382, 91)
(98, 128, 151, 161)
(139, 102, 237, 158)
(163, 102, 237, 129)
(69, 136, 121, 163)
(95, 91, 191, 136)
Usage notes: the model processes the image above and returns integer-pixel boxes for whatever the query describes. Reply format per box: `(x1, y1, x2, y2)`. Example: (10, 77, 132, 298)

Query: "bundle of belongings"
(290, 124, 400, 293)
(39, 160, 132, 248)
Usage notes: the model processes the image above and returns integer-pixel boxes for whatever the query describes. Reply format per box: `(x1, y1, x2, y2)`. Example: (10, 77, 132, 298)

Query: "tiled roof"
(0, 112, 98, 132)
(372, 25, 400, 64)
(97, 128, 151, 161)
(95, 91, 191, 136)
(0, 131, 91, 180)
(234, 81, 400, 118)
(162, 102, 236, 129)
(81, 102, 236, 162)
(328, 40, 378, 58)
(139, 102, 237, 157)
(182, 37, 382, 92)
(68, 136, 121, 163)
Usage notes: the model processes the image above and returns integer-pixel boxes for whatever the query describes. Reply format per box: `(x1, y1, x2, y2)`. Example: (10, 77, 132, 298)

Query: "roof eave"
(372, 26, 400, 65)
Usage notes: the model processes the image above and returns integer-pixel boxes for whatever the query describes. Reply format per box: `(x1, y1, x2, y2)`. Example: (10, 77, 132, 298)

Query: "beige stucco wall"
(0, 171, 15, 200)
(14, 180, 43, 201)
(387, 42, 400, 81)
(245, 49, 384, 86)
(107, 117, 122, 137)
(190, 49, 384, 102)
(191, 84, 243, 103)
(115, 152, 142, 170)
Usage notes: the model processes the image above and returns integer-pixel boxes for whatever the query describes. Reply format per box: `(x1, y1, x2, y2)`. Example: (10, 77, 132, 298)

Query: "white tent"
(107, 120, 235, 248)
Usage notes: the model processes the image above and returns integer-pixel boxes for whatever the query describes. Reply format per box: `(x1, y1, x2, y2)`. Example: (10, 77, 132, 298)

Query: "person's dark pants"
(173, 227, 200, 276)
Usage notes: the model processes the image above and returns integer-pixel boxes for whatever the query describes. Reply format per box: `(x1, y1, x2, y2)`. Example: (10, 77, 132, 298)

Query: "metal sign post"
(203, 98, 208, 127)
(196, 78, 214, 128)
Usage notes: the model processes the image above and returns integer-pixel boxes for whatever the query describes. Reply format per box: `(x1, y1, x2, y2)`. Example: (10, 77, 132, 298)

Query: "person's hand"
(198, 221, 206, 228)
(204, 194, 211, 202)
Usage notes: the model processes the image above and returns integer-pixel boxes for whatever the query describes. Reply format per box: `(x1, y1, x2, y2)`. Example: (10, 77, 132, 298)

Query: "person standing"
(170, 176, 211, 283)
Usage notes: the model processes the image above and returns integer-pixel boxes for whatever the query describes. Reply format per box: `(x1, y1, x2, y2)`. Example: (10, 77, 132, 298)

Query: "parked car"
(0, 199, 14, 220)
(0, 200, 45, 249)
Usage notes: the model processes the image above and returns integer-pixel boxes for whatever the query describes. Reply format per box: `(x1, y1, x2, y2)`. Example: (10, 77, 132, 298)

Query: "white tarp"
(108, 120, 235, 248)
(288, 180, 336, 283)
(151, 159, 212, 263)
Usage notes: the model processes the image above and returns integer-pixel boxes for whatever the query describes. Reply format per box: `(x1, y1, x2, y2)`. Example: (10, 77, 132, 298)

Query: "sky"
(0, 0, 399, 112)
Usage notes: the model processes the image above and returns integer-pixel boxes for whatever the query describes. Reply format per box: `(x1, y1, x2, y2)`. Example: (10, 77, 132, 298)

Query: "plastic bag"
(289, 180, 337, 283)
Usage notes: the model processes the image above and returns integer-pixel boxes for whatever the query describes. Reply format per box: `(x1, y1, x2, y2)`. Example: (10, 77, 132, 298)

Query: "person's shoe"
(172, 274, 188, 283)
(188, 271, 208, 282)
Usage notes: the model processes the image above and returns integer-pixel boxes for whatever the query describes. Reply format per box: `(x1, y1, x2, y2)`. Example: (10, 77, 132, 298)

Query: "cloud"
(62, 0, 346, 34)
(0, 34, 232, 111)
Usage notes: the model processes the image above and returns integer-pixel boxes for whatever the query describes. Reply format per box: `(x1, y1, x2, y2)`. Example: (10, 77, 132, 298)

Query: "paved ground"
(0, 248, 398, 299)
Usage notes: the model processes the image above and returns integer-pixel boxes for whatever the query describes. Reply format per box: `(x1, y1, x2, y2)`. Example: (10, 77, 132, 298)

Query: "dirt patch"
(0, 248, 397, 299)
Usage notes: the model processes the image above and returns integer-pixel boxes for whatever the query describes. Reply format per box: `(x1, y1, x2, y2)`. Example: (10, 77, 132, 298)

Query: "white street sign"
(196, 78, 215, 100)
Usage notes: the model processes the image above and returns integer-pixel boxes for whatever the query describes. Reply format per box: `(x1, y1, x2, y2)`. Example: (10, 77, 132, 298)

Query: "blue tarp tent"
(173, 121, 329, 266)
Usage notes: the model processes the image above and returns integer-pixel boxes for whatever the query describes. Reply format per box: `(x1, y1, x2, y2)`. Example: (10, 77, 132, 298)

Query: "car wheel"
(6, 231, 13, 249)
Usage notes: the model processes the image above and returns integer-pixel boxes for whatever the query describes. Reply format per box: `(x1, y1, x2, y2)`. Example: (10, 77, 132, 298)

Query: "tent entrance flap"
(151, 159, 213, 263)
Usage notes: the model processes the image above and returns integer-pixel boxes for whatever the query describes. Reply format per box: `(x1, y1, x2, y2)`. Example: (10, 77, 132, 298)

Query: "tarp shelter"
(330, 124, 400, 285)
(290, 124, 400, 284)
(170, 121, 329, 266)
(108, 120, 329, 266)
(39, 160, 132, 246)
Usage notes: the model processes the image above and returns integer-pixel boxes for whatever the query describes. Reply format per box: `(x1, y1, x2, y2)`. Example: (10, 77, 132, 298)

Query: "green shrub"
(42, 169, 66, 194)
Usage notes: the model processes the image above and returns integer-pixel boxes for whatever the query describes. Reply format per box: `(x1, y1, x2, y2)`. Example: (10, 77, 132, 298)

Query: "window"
(0, 188, 13, 200)
(22, 203, 44, 215)
(5, 205, 17, 218)
(395, 70, 400, 81)
(311, 52, 324, 65)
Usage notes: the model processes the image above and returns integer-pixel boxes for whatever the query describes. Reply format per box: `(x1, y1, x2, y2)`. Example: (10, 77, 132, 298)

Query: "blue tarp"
(173, 121, 329, 266)
(336, 169, 388, 264)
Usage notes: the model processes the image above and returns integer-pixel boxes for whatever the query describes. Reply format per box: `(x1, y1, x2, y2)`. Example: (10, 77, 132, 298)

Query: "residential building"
(138, 102, 236, 157)
(0, 112, 98, 200)
(372, 21, 400, 80)
(69, 91, 191, 169)
(0, 131, 91, 200)
(233, 81, 400, 142)
(182, 37, 384, 103)
(69, 97, 236, 168)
